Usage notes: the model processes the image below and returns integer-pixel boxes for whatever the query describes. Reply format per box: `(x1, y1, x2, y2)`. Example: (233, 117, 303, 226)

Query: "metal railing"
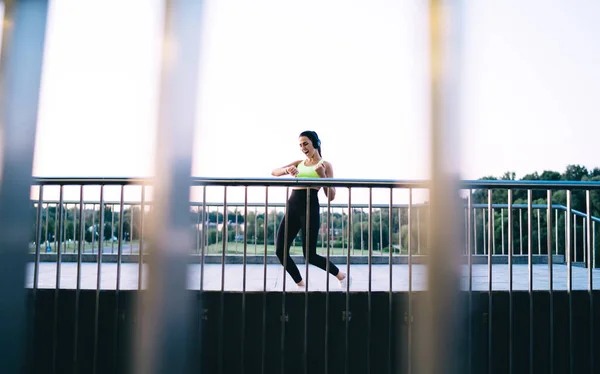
(30, 179, 599, 267)
(23, 176, 600, 374)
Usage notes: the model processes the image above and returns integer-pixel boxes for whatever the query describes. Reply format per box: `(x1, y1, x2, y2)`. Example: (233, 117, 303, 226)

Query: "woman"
(271, 130, 349, 289)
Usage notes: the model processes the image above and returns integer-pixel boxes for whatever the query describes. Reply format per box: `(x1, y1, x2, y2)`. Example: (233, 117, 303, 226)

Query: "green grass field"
(199, 243, 410, 256)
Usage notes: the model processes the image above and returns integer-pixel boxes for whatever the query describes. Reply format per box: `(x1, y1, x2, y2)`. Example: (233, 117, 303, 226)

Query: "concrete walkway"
(26, 263, 600, 292)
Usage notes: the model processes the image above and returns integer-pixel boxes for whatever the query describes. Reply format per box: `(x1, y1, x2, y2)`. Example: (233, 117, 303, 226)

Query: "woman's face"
(298, 136, 317, 158)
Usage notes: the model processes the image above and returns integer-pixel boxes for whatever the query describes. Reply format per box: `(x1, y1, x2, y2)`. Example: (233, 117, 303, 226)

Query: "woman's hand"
(284, 166, 299, 176)
(272, 161, 301, 177)
(325, 187, 336, 201)
(315, 163, 327, 178)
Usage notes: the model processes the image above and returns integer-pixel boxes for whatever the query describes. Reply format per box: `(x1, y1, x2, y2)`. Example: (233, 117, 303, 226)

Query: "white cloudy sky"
(23, 0, 600, 202)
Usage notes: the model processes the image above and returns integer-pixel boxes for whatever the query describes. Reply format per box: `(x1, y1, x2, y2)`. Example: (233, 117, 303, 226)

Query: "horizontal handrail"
(31, 177, 600, 190)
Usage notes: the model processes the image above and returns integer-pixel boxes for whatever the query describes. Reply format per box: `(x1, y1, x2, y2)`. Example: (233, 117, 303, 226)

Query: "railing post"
(133, 1, 205, 373)
(416, 1, 465, 373)
(0, 1, 49, 373)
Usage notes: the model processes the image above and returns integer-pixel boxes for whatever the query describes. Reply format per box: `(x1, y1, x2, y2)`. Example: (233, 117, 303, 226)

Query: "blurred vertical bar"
(0, 1, 49, 373)
(133, 0, 205, 373)
(416, 0, 465, 373)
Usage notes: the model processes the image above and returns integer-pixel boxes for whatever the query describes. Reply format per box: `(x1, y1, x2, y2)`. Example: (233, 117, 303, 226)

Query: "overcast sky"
(23, 0, 600, 203)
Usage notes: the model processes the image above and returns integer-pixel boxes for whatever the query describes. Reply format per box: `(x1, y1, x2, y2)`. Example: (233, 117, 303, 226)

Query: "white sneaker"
(338, 274, 351, 290)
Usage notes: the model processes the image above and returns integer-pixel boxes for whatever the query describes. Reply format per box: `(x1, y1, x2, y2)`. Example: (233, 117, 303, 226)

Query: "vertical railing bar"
(520, 208, 523, 255)
(91, 204, 95, 252)
(111, 204, 115, 254)
(537, 209, 541, 255)
(200, 187, 206, 291)
(341, 207, 345, 256)
(304, 189, 311, 374)
(344, 188, 352, 374)
(34, 188, 44, 291)
(219, 187, 227, 374)
(417, 208, 421, 254)
(474, 208, 478, 255)
(379, 208, 383, 255)
(483, 207, 486, 255)
(241, 187, 248, 374)
(367, 188, 373, 373)
(139, 186, 146, 291)
(583, 219, 586, 266)
(398, 207, 402, 256)
(45, 203, 50, 252)
(196, 203, 201, 253)
(52, 185, 64, 374)
(130, 205, 134, 254)
(585, 190, 594, 374)
(360, 207, 364, 255)
(197, 191, 206, 371)
(325, 190, 332, 374)
(29, 187, 44, 373)
(215, 205, 219, 252)
(320, 207, 325, 254)
(527, 190, 533, 374)
(63, 205, 67, 253)
(112, 185, 124, 371)
(487, 190, 493, 374)
(566, 190, 573, 374)
(235, 207, 239, 255)
(555, 210, 558, 256)
(117, 186, 124, 290)
(92, 185, 104, 374)
(467, 190, 473, 374)
(71, 204, 76, 253)
(273, 206, 277, 252)
(484, 190, 496, 372)
(508, 189, 513, 374)
(564, 212, 567, 261)
(254, 206, 258, 255)
(388, 189, 393, 374)
(594, 221, 596, 269)
(261, 188, 269, 374)
(73, 186, 85, 374)
(574, 215, 577, 263)
(547, 190, 554, 374)
(464, 208, 468, 255)
(281, 187, 289, 374)
(502, 208, 505, 255)
(492, 207, 496, 255)
(408, 188, 413, 374)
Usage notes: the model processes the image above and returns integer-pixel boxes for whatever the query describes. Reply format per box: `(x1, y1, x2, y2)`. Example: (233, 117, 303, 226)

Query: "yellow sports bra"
(296, 160, 324, 178)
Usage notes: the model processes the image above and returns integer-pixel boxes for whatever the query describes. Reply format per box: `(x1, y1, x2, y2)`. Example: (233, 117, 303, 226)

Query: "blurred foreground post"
(415, 1, 466, 373)
(0, 1, 49, 373)
(133, 1, 205, 373)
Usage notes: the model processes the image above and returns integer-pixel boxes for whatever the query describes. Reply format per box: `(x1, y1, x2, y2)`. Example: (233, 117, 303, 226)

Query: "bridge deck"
(26, 263, 600, 292)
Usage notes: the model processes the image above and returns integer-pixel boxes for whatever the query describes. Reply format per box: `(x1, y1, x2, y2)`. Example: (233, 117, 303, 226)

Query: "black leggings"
(276, 189, 340, 283)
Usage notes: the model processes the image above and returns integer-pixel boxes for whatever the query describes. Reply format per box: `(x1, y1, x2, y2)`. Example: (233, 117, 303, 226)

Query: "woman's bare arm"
(271, 160, 301, 177)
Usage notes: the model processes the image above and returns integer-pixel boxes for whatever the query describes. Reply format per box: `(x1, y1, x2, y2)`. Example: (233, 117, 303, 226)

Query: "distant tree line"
(470, 164, 600, 265)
